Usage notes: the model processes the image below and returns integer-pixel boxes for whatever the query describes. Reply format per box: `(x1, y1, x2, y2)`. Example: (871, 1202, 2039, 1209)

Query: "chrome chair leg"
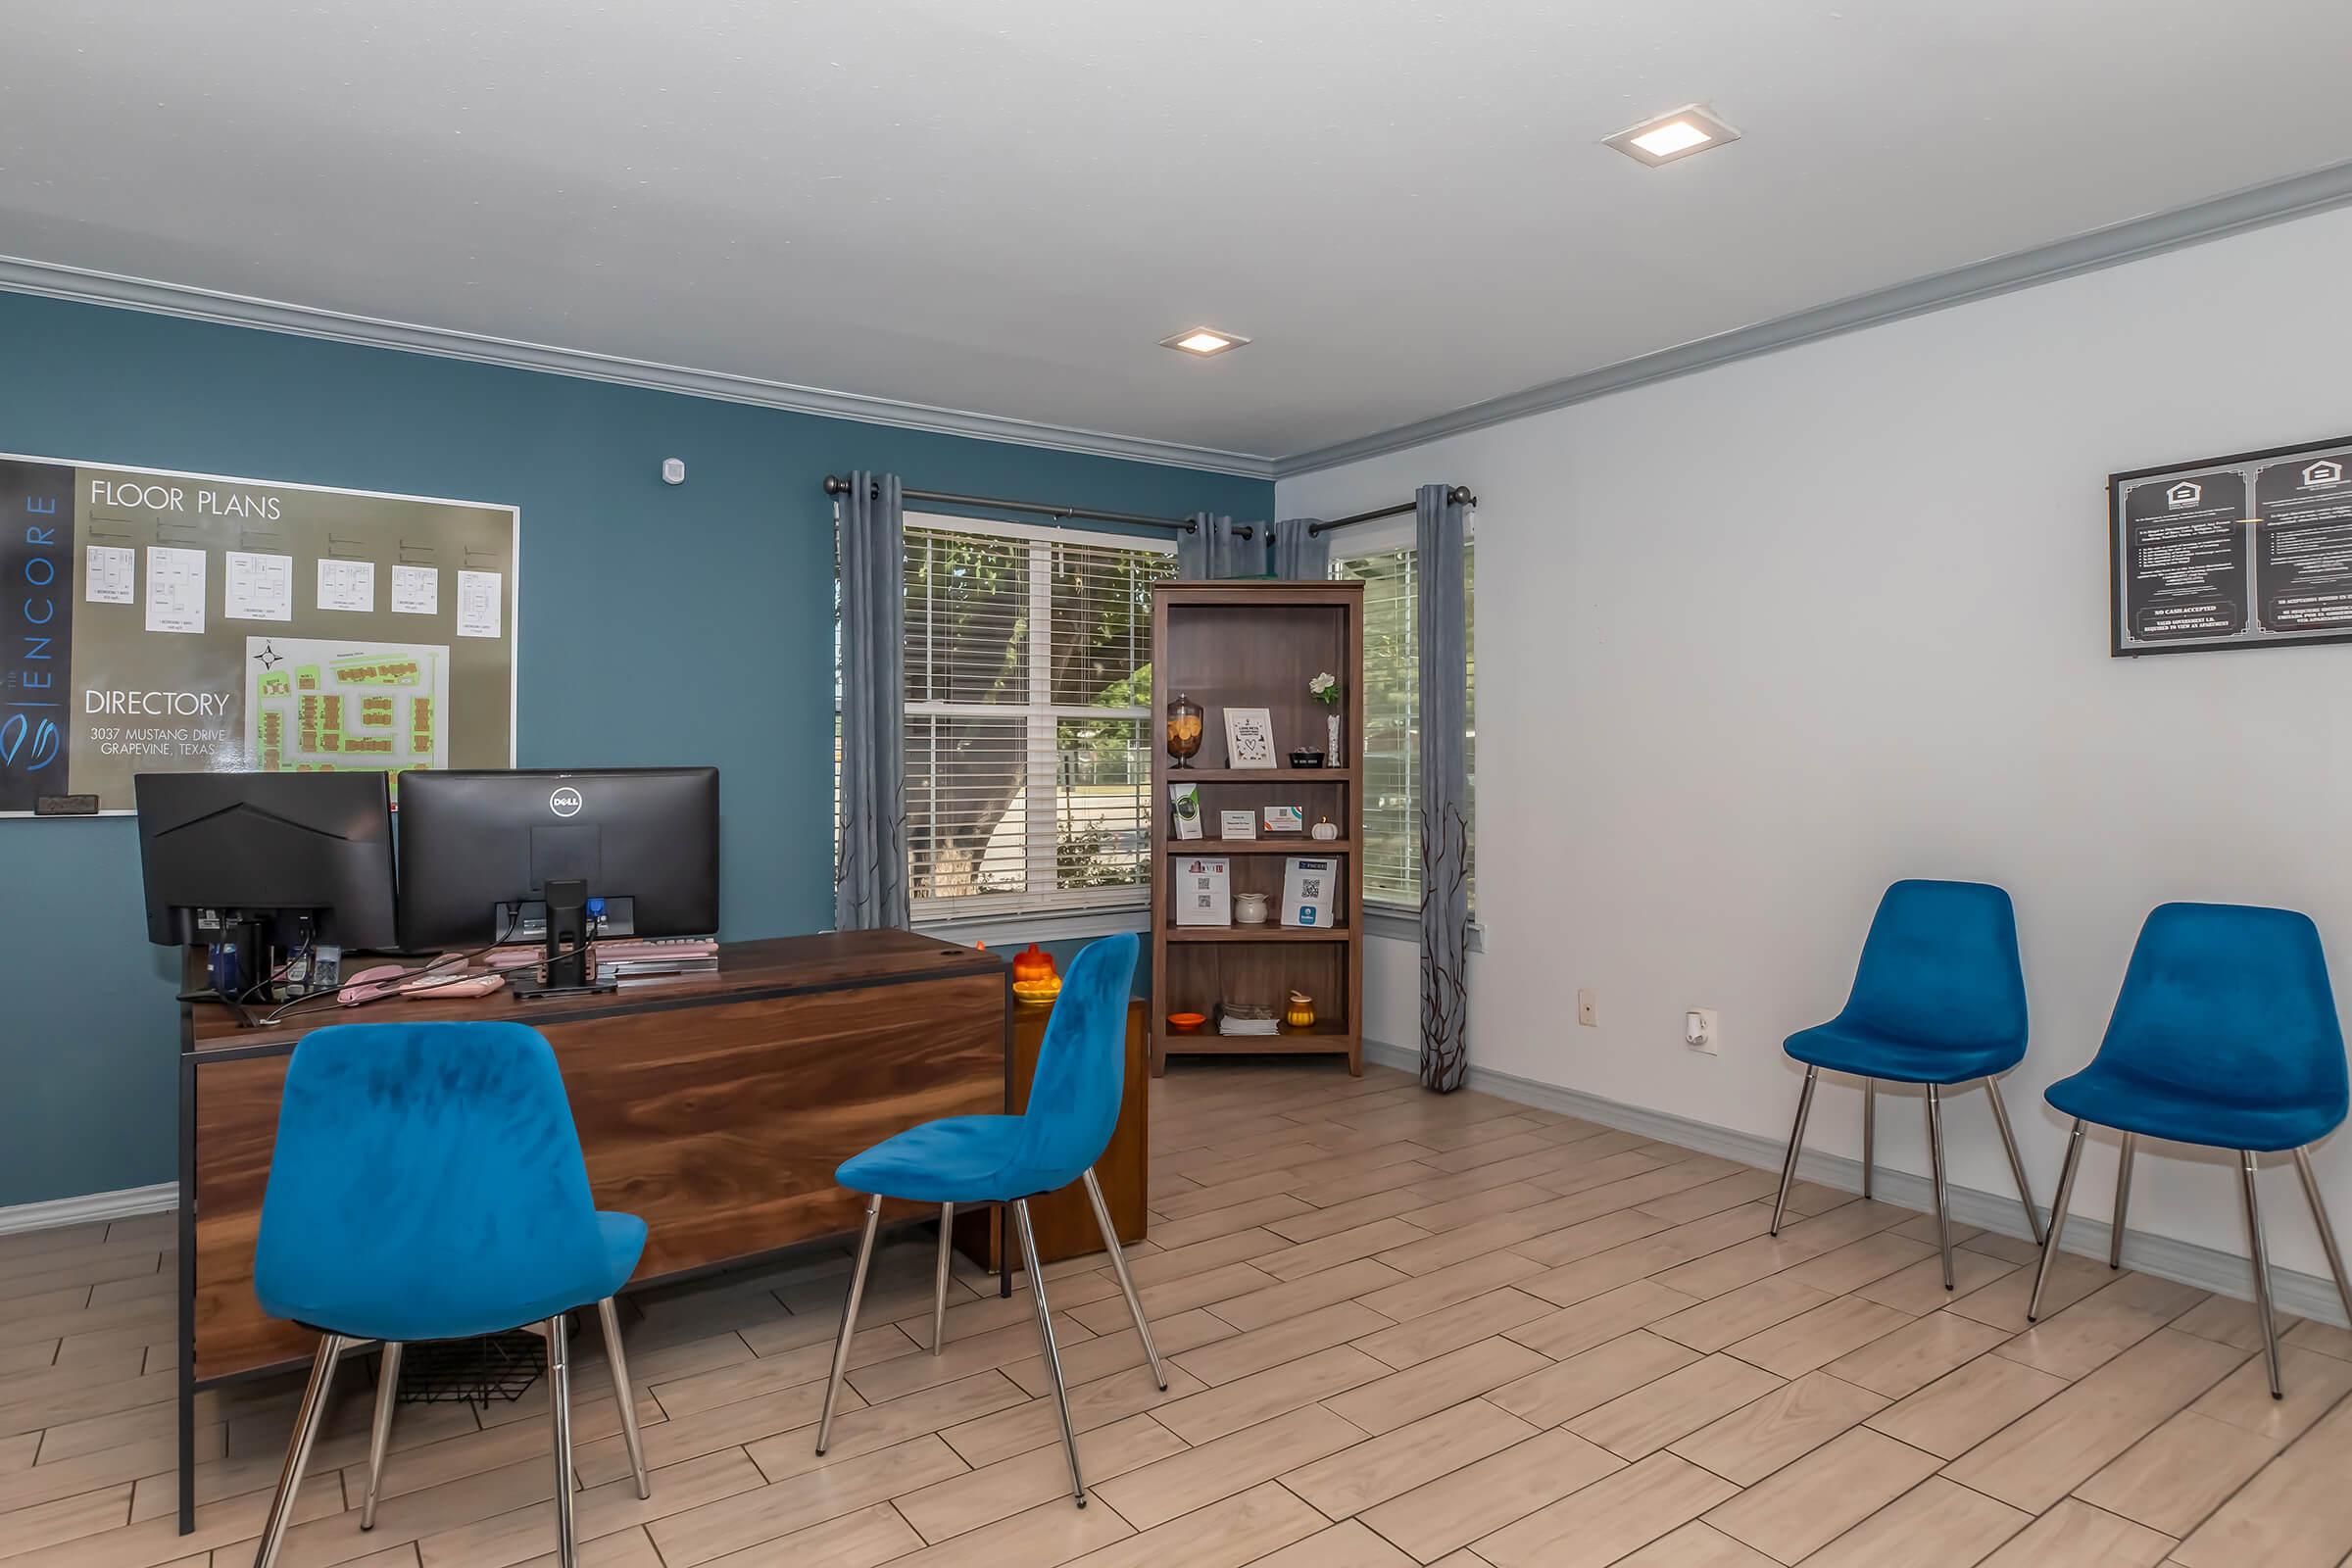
(1013, 1198, 1085, 1506)
(2028, 1119, 2087, 1321)
(1082, 1167, 1164, 1390)
(1861, 1079, 1875, 1200)
(2239, 1151, 2284, 1399)
(252, 1333, 347, 1568)
(2110, 1134, 2135, 1269)
(932, 1200, 956, 1355)
(815, 1193, 882, 1454)
(360, 1341, 402, 1529)
(1771, 1065, 1819, 1236)
(2292, 1147, 2352, 1329)
(1984, 1077, 2045, 1245)
(1925, 1084, 1954, 1290)
(547, 1314, 577, 1568)
(597, 1298, 650, 1500)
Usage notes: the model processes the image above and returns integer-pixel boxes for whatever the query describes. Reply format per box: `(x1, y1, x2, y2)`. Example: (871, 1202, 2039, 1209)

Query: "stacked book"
(595, 938, 721, 985)
(1217, 1003, 1281, 1038)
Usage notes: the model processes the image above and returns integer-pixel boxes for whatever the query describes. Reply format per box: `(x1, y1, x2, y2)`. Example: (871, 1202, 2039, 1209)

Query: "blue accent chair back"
(246, 1020, 652, 1568)
(254, 1020, 635, 1344)
(1772, 878, 2044, 1291)
(2031, 902, 2352, 1399)
(1842, 879, 2030, 1056)
(2087, 902, 2347, 1146)
(816, 932, 1159, 1507)
(1009, 931, 1140, 1188)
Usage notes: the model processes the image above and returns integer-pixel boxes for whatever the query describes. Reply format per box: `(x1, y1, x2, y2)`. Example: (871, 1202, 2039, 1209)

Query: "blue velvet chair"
(816, 932, 1155, 1506)
(2029, 903, 2352, 1397)
(1771, 880, 2043, 1289)
(247, 1022, 650, 1568)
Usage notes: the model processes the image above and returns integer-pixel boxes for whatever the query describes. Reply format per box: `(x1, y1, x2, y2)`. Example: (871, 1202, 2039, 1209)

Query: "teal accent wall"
(0, 291, 1265, 1207)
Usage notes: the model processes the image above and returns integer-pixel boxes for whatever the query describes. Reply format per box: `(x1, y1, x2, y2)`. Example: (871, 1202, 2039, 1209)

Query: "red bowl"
(1166, 1011, 1206, 1035)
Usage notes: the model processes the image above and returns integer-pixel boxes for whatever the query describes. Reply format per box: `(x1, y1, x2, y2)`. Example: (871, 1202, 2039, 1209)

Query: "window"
(893, 514, 1175, 920)
(1331, 525, 1475, 910)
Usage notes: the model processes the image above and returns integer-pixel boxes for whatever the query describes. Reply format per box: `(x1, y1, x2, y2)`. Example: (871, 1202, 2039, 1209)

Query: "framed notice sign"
(2111, 434, 2352, 657)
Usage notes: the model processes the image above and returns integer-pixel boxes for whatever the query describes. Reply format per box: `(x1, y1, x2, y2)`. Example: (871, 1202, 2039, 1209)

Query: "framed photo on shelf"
(1222, 706, 1276, 769)
(1168, 780, 1204, 840)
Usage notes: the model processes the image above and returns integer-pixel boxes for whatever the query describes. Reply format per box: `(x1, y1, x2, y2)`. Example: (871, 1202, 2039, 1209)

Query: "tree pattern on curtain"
(835, 470, 909, 930)
(1416, 483, 1473, 1092)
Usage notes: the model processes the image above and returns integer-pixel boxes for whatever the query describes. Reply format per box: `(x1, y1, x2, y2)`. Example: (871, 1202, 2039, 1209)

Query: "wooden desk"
(175, 929, 1006, 1531)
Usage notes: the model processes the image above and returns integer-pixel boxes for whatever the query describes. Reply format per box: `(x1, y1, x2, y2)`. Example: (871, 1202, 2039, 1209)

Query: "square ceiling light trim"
(1160, 326, 1251, 357)
(1604, 104, 1741, 168)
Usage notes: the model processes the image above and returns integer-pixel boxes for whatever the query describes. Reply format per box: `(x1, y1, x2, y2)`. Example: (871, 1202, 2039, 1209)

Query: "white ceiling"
(8, 1, 2352, 464)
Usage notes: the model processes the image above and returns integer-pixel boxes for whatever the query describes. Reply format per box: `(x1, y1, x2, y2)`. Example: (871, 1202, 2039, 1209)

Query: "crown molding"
(1279, 157, 2352, 478)
(0, 255, 1278, 480)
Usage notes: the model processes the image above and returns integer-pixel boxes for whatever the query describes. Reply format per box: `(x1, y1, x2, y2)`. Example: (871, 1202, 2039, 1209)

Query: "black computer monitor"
(135, 771, 399, 951)
(395, 767, 720, 953)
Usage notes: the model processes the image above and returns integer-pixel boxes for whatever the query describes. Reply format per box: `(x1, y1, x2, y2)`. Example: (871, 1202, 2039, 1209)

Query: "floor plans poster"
(2112, 436, 2352, 656)
(0, 454, 516, 813)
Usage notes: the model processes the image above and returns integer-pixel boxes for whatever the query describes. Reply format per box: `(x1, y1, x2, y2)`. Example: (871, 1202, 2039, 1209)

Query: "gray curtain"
(1178, 513, 1261, 578)
(835, 470, 909, 931)
(1416, 483, 1472, 1091)
(1268, 517, 1328, 580)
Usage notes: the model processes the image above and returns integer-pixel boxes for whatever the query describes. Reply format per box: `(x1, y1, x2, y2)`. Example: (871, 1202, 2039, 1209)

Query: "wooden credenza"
(174, 929, 1007, 1530)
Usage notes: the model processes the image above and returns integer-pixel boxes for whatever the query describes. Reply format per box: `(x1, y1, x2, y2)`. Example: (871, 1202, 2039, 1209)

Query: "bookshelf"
(1150, 579, 1365, 1076)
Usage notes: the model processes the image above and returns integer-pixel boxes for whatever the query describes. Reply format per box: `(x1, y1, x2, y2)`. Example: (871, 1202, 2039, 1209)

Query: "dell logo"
(549, 786, 583, 818)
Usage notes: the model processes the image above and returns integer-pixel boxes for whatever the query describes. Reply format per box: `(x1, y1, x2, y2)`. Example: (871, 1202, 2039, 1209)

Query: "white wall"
(1279, 204, 2352, 1281)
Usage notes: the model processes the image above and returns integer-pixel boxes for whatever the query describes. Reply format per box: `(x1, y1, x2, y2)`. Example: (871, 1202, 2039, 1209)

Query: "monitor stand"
(511, 878, 616, 1001)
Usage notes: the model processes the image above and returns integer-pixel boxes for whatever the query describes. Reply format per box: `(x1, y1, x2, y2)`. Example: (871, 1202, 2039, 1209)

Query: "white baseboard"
(1363, 1039, 2350, 1329)
(0, 1182, 177, 1238)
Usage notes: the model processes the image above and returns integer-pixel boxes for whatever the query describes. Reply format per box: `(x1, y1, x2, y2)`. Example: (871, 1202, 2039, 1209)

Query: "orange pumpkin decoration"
(1012, 943, 1057, 985)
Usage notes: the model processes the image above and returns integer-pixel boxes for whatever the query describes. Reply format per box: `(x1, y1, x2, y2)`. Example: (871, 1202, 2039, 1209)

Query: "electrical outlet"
(1577, 988, 1597, 1028)
(1686, 1007, 1720, 1055)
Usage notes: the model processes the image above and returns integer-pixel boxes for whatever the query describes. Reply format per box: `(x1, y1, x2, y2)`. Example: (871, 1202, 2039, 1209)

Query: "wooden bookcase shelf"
(1165, 925, 1351, 943)
(1159, 838, 1353, 855)
(1151, 579, 1365, 1076)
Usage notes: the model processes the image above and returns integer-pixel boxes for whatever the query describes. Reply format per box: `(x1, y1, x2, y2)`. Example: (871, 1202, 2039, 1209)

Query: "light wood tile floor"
(8, 1060, 2352, 1566)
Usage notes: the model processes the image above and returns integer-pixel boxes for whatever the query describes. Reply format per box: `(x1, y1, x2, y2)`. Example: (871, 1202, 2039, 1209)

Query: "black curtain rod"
(821, 474, 1256, 539)
(1306, 486, 1478, 537)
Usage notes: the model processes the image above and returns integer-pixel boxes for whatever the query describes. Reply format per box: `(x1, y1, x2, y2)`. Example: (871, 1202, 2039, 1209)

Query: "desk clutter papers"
(1283, 857, 1338, 928)
(1174, 857, 1232, 925)
(1217, 1003, 1281, 1037)
(488, 938, 720, 985)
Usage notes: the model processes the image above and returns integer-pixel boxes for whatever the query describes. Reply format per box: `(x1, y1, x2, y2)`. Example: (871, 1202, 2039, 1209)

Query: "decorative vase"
(1166, 694, 1204, 769)
(1285, 991, 1316, 1031)
(1325, 710, 1342, 767)
(1234, 892, 1270, 925)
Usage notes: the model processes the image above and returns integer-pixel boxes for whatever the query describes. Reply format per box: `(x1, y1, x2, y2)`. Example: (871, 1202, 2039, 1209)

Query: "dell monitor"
(135, 771, 400, 1007)
(395, 768, 719, 979)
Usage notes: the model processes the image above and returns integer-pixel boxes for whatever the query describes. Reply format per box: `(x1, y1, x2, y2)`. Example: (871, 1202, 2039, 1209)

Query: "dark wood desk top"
(187, 929, 1004, 1053)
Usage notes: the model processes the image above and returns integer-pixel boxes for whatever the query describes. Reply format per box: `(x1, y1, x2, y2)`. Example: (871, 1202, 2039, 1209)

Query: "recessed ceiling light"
(1160, 326, 1250, 357)
(1603, 104, 1741, 168)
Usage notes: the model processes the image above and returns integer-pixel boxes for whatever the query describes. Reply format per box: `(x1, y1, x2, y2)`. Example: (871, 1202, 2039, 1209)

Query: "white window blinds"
(1331, 532, 1476, 910)
(899, 515, 1174, 917)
